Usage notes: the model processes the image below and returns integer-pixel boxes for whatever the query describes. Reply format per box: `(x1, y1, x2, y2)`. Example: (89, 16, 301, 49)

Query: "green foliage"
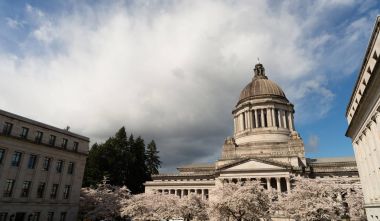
(83, 127, 161, 193)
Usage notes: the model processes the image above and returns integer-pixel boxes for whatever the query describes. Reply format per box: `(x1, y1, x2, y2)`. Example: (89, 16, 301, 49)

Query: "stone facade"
(145, 63, 359, 207)
(346, 16, 380, 221)
(0, 109, 89, 221)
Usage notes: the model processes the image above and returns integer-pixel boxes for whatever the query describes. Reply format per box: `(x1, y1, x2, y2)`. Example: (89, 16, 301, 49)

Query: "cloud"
(0, 0, 376, 171)
(306, 134, 320, 153)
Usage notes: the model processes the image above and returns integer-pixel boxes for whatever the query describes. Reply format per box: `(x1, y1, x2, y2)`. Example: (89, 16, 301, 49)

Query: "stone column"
(246, 110, 251, 130)
(353, 143, 370, 203)
(272, 108, 276, 127)
(276, 177, 281, 192)
(233, 117, 237, 134)
(365, 125, 380, 199)
(282, 111, 287, 129)
(288, 111, 294, 131)
(286, 177, 291, 193)
(261, 109, 265, 128)
(278, 110, 283, 128)
(267, 108, 273, 127)
(201, 189, 205, 200)
(254, 109, 259, 128)
(266, 178, 271, 191)
(361, 134, 376, 202)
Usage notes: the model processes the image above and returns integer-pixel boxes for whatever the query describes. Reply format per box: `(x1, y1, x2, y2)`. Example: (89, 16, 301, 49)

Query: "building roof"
(238, 63, 287, 105)
(307, 157, 356, 164)
(177, 163, 215, 169)
(0, 109, 89, 141)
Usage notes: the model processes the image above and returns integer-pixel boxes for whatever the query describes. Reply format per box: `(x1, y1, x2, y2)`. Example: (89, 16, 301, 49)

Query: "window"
(63, 185, 71, 199)
(61, 138, 68, 148)
(67, 162, 74, 174)
(36, 182, 46, 198)
(11, 151, 22, 167)
(59, 212, 66, 221)
(0, 148, 5, 164)
(35, 131, 43, 143)
(50, 184, 59, 199)
(252, 111, 256, 128)
(43, 157, 51, 171)
(28, 154, 37, 169)
(49, 135, 56, 146)
(2, 122, 13, 135)
(274, 109, 279, 127)
(263, 109, 267, 127)
(47, 212, 54, 221)
(73, 142, 79, 151)
(285, 111, 289, 129)
(3, 179, 15, 197)
(27, 212, 40, 221)
(0, 213, 7, 221)
(257, 109, 262, 127)
(20, 181, 31, 197)
(20, 127, 29, 139)
(56, 160, 64, 173)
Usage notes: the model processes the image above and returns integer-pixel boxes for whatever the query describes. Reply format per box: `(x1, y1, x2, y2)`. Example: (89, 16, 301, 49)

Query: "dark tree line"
(83, 127, 161, 193)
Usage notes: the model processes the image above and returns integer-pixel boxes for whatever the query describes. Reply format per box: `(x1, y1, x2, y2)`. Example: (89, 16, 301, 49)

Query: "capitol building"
(145, 63, 359, 199)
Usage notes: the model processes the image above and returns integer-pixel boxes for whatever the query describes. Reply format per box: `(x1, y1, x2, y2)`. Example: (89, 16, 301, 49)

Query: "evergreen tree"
(83, 127, 160, 194)
(145, 140, 161, 175)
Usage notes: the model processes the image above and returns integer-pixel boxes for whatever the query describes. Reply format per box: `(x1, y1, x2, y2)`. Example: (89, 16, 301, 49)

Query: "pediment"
(221, 158, 288, 172)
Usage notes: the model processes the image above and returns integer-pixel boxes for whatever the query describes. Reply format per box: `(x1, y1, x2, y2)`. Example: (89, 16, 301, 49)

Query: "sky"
(0, 0, 379, 172)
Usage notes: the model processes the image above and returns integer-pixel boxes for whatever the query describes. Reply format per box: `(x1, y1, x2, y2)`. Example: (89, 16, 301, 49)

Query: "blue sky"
(0, 0, 379, 171)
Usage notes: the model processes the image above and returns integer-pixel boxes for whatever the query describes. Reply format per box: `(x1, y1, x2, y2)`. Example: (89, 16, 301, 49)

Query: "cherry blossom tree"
(79, 177, 131, 220)
(121, 192, 180, 220)
(178, 194, 209, 221)
(208, 181, 270, 221)
(278, 177, 364, 221)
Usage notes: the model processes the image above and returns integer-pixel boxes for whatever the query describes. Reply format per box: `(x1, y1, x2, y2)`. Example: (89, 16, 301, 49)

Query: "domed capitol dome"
(238, 63, 287, 104)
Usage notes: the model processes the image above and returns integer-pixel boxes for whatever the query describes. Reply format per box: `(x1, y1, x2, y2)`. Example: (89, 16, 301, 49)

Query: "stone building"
(0, 109, 89, 221)
(346, 16, 380, 221)
(145, 63, 359, 200)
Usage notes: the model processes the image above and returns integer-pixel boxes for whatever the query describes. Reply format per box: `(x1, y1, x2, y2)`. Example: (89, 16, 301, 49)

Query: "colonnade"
(156, 188, 209, 199)
(234, 107, 294, 133)
(221, 176, 291, 193)
(352, 111, 380, 203)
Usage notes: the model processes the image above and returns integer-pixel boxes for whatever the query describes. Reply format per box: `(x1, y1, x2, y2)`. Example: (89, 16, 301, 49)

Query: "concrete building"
(145, 63, 359, 201)
(0, 109, 89, 221)
(346, 16, 380, 221)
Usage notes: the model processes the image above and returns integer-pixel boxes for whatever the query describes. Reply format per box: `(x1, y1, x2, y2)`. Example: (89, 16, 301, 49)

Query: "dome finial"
(257, 57, 260, 64)
(253, 61, 267, 79)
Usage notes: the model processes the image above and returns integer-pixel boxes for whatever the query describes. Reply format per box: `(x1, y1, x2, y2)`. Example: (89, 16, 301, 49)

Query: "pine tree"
(145, 140, 161, 176)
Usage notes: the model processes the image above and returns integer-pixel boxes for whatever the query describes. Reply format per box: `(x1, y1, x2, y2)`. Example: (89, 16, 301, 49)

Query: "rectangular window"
(50, 184, 59, 199)
(67, 162, 74, 174)
(0, 213, 7, 221)
(11, 151, 22, 167)
(20, 127, 29, 139)
(35, 131, 43, 143)
(47, 212, 54, 221)
(61, 138, 68, 148)
(285, 111, 289, 129)
(56, 160, 64, 173)
(49, 135, 56, 146)
(28, 212, 40, 221)
(43, 157, 51, 171)
(252, 111, 256, 128)
(257, 109, 262, 128)
(36, 182, 46, 198)
(73, 142, 79, 151)
(59, 212, 66, 221)
(28, 154, 37, 169)
(274, 109, 279, 127)
(3, 179, 15, 197)
(20, 181, 31, 197)
(263, 109, 268, 127)
(0, 148, 5, 164)
(2, 122, 13, 135)
(63, 185, 71, 199)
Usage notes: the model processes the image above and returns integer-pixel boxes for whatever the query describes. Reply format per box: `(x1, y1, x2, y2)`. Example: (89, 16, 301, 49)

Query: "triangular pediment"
(219, 157, 290, 172)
